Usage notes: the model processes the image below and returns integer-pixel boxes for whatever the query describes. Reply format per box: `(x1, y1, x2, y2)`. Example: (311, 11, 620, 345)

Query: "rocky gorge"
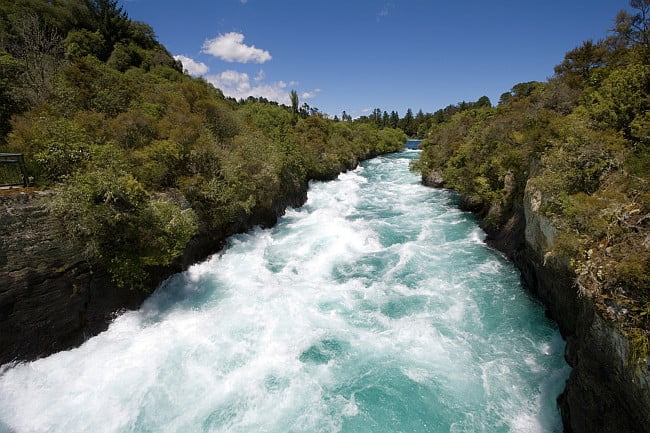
(1, 149, 648, 432)
(423, 170, 650, 433)
(0, 153, 380, 366)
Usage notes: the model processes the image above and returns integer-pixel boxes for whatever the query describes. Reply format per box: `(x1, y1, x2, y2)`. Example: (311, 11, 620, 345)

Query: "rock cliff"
(0, 191, 148, 364)
(0, 182, 308, 365)
(424, 173, 650, 433)
(521, 180, 650, 433)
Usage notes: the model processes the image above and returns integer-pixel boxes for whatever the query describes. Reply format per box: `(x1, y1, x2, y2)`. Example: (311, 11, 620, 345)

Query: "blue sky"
(124, 0, 626, 118)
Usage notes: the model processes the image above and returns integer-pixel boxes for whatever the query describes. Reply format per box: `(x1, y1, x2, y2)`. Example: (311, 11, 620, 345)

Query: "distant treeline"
(336, 96, 492, 138)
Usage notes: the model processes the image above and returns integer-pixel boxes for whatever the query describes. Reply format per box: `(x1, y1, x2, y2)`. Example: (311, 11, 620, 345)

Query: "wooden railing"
(0, 153, 28, 187)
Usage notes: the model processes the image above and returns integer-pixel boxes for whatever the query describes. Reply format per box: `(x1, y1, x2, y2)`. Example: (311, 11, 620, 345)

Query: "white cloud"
(301, 89, 321, 100)
(206, 70, 294, 105)
(254, 69, 265, 82)
(173, 55, 209, 76)
(209, 70, 250, 92)
(202, 32, 271, 64)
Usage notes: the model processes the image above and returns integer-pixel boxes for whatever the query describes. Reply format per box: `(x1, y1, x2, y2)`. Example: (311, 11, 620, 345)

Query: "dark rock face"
(0, 183, 309, 365)
(438, 178, 650, 433)
(559, 297, 650, 433)
(0, 192, 148, 365)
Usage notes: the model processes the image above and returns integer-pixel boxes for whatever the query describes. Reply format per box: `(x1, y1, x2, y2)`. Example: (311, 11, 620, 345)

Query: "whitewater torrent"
(0, 151, 570, 433)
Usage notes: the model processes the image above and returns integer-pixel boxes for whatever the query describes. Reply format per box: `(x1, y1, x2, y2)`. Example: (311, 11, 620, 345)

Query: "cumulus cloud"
(206, 70, 296, 105)
(301, 89, 321, 100)
(202, 32, 271, 64)
(173, 55, 209, 76)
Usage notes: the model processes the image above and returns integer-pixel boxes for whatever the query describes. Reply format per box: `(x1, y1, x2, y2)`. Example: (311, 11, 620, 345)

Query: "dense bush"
(51, 169, 198, 289)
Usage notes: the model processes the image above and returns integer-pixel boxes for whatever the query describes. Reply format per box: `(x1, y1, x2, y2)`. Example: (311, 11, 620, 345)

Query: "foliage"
(290, 89, 299, 119)
(51, 169, 198, 289)
(10, 13, 64, 105)
(584, 62, 650, 135)
(413, 0, 650, 346)
(0, 52, 25, 139)
(63, 28, 104, 59)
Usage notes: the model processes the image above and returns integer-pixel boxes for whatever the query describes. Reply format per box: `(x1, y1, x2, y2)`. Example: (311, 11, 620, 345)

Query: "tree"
(400, 108, 415, 136)
(389, 110, 399, 129)
(371, 108, 382, 126)
(585, 62, 650, 135)
(83, 0, 130, 59)
(511, 81, 540, 98)
(554, 40, 608, 88)
(415, 109, 425, 132)
(299, 102, 310, 118)
(64, 28, 105, 59)
(416, 122, 428, 139)
(499, 92, 513, 105)
(196, 99, 239, 142)
(51, 169, 198, 288)
(107, 42, 140, 71)
(614, 0, 650, 49)
(0, 53, 25, 140)
(290, 89, 299, 117)
(12, 14, 64, 105)
(475, 96, 492, 108)
(128, 21, 157, 49)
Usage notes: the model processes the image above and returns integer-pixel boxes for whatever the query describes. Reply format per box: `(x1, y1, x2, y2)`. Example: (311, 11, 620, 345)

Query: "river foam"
(0, 151, 569, 433)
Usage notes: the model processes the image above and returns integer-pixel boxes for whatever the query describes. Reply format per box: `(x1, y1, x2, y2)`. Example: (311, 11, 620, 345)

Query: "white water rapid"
(0, 151, 570, 433)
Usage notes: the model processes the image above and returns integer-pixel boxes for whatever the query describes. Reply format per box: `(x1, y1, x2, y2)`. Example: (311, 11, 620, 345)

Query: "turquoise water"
(0, 151, 569, 433)
(405, 139, 422, 149)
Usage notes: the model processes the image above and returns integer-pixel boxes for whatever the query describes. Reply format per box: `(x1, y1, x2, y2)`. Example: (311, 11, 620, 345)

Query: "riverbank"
(0, 147, 396, 365)
(422, 173, 650, 433)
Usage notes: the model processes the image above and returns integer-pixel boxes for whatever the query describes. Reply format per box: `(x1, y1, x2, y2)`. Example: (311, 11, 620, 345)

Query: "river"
(0, 151, 570, 433)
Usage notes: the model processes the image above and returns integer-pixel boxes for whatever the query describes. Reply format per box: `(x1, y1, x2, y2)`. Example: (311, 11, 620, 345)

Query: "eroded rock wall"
(521, 180, 650, 433)
(0, 192, 148, 364)
(425, 172, 650, 433)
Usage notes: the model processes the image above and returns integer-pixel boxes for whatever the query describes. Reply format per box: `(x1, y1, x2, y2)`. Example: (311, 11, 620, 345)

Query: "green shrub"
(8, 114, 92, 183)
(51, 169, 197, 288)
(64, 29, 105, 59)
(585, 63, 650, 134)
